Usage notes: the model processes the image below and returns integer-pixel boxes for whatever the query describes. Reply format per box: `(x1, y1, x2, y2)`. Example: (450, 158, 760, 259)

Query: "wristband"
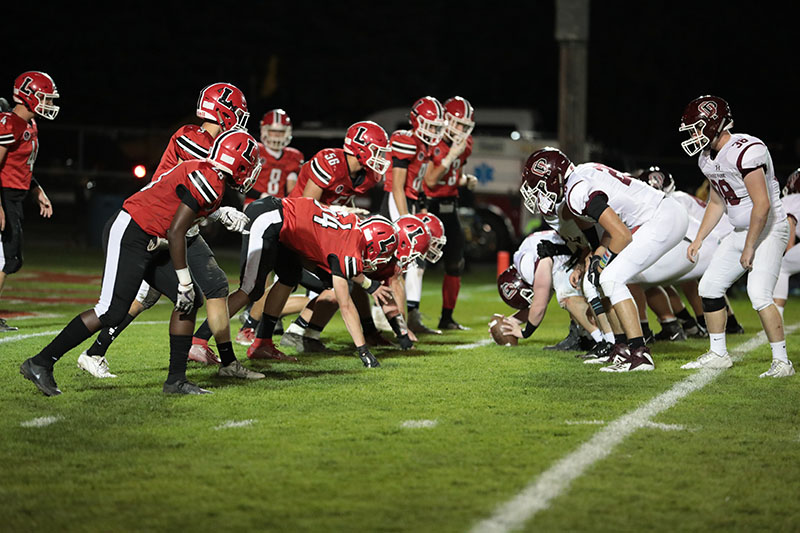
(522, 321, 538, 339)
(176, 268, 192, 286)
(388, 314, 408, 336)
(599, 248, 618, 269)
(363, 279, 381, 294)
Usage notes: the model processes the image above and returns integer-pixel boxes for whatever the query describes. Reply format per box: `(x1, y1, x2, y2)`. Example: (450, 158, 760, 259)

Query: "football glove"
(442, 138, 468, 167)
(397, 333, 414, 350)
(537, 240, 572, 259)
(357, 344, 380, 368)
(459, 173, 478, 190)
(209, 206, 249, 233)
(175, 282, 196, 314)
(587, 255, 603, 287)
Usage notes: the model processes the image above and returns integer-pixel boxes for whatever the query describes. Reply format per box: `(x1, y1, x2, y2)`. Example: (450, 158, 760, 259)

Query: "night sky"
(5, 2, 800, 178)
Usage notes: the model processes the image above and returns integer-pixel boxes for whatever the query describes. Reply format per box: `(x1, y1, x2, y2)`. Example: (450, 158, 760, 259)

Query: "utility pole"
(555, 0, 589, 162)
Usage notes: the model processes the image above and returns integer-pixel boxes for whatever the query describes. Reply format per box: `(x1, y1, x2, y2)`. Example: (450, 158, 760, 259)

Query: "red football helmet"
(394, 215, 432, 269)
(359, 216, 398, 272)
(497, 265, 533, 310)
(409, 96, 447, 146)
(196, 82, 249, 132)
(415, 212, 447, 263)
(679, 95, 733, 156)
(783, 169, 800, 197)
(520, 147, 574, 216)
(443, 96, 475, 143)
(260, 109, 292, 150)
(343, 121, 391, 175)
(13, 71, 59, 120)
(638, 166, 675, 194)
(207, 130, 261, 193)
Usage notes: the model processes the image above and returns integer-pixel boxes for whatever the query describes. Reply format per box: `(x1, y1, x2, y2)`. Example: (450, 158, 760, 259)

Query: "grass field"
(2, 244, 799, 532)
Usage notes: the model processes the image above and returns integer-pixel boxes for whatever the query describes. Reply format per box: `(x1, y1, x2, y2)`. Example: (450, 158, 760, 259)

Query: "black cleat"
(654, 320, 687, 342)
(438, 317, 471, 331)
(273, 318, 284, 336)
(408, 309, 442, 335)
(726, 321, 745, 334)
(544, 321, 583, 351)
(162, 379, 212, 395)
(0, 317, 19, 332)
(20, 358, 61, 396)
(578, 340, 613, 360)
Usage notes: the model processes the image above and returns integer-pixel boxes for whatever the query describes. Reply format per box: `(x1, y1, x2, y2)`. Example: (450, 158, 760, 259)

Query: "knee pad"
(701, 296, 726, 313)
(445, 258, 465, 277)
(137, 287, 162, 310)
(599, 275, 631, 306)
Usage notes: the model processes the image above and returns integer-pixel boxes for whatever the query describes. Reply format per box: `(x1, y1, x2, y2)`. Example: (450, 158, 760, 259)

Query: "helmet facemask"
(414, 115, 446, 146)
(533, 180, 560, 216)
(444, 113, 475, 144)
(34, 91, 59, 120)
(364, 143, 391, 175)
(679, 119, 711, 156)
(261, 125, 292, 150)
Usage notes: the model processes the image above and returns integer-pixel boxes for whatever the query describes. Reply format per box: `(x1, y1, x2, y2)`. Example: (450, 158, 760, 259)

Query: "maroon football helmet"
(783, 169, 800, 197)
(679, 95, 733, 156)
(638, 166, 675, 194)
(497, 265, 533, 310)
(519, 147, 574, 216)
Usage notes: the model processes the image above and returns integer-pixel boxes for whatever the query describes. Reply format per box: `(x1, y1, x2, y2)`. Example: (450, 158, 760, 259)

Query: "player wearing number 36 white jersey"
(680, 95, 792, 377)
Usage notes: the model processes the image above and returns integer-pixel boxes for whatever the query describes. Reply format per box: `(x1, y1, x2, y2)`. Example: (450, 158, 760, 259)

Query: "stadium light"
(133, 164, 147, 178)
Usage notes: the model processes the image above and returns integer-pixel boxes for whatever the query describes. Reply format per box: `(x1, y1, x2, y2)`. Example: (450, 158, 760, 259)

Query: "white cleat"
(680, 350, 733, 370)
(77, 351, 117, 378)
(759, 359, 795, 378)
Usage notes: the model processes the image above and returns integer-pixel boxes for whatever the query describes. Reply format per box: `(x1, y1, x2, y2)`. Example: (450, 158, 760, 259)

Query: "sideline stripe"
(471, 324, 799, 533)
(0, 321, 170, 344)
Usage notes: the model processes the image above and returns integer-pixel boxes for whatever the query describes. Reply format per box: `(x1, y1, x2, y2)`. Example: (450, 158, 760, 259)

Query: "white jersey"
(565, 162, 665, 228)
(543, 201, 591, 252)
(670, 190, 733, 241)
(697, 133, 786, 230)
(780, 193, 800, 239)
(513, 230, 569, 285)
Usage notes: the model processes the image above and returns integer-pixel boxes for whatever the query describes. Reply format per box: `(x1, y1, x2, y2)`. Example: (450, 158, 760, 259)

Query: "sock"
(32, 315, 92, 368)
(442, 274, 460, 311)
(709, 332, 727, 356)
(286, 322, 306, 336)
(361, 316, 377, 336)
(770, 340, 789, 363)
(440, 308, 454, 323)
(641, 321, 653, 338)
(697, 314, 706, 328)
(614, 333, 628, 345)
(407, 301, 420, 312)
(243, 314, 259, 331)
(217, 341, 236, 366)
(194, 320, 213, 342)
(305, 323, 323, 340)
(166, 334, 191, 384)
(88, 313, 135, 357)
(676, 308, 693, 322)
(629, 336, 645, 350)
(405, 262, 424, 303)
(257, 314, 279, 340)
(590, 329, 604, 343)
(603, 331, 615, 343)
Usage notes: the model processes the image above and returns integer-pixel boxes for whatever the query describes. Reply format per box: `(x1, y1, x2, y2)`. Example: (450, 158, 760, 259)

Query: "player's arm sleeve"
(737, 143, 769, 176)
(390, 135, 416, 169)
(327, 253, 359, 279)
(308, 155, 334, 189)
(583, 192, 610, 222)
(175, 129, 209, 161)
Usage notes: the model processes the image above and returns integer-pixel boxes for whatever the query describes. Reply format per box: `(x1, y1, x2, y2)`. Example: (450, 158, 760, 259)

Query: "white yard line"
(401, 419, 438, 429)
(0, 321, 170, 344)
(471, 325, 799, 533)
(20, 416, 62, 428)
(454, 339, 493, 350)
(214, 419, 256, 430)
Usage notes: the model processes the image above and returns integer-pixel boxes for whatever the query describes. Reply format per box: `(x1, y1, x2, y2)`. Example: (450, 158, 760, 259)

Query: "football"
(488, 314, 518, 346)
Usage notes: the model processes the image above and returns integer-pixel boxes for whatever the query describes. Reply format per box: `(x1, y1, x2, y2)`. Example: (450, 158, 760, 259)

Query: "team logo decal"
(434, 147, 441, 157)
(335, 185, 344, 194)
(699, 101, 717, 119)
(23, 131, 31, 141)
(353, 126, 368, 144)
(417, 152, 425, 161)
(500, 282, 518, 301)
(530, 157, 549, 177)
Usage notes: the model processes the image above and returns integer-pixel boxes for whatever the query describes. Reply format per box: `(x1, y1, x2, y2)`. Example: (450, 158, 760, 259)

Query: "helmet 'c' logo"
(18, 77, 33, 96)
(530, 158, 549, 177)
(353, 126, 368, 145)
(699, 101, 717, 119)
(217, 87, 235, 110)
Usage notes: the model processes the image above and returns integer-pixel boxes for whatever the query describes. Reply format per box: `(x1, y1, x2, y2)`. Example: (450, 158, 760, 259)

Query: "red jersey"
(423, 136, 473, 198)
(290, 148, 380, 206)
(123, 160, 225, 238)
(0, 112, 38, 190)
(153, 125, 215, 179)
(246, 143, 304, 205)
(279, 197, 364, 278)
(382, 130, 438, 200)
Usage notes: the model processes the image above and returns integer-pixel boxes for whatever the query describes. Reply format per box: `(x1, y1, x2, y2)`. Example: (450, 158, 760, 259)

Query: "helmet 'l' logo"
(530, 158, 549, 177)
(353, 126, 368, 145)
(18, 77, 33, 96)
(699, 101, 717, 119)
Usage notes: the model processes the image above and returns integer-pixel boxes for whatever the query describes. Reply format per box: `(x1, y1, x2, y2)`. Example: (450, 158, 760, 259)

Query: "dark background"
(4, 1, 800, 247)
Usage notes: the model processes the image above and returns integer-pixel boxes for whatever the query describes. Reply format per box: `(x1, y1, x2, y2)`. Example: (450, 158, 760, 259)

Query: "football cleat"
(162, 379, 212, 395)
(599, 345, 655, 372)
(578, 340, 613, 360)
(247, 339, 298, 362)
(408, 308, 442, 335)
(438, 317, 471, 331)
(544, 321, 583, 351)
(680, 350, 733, 370)
(759, 359, 795, 378)
(20, 358, 62, 396)
(77, 351, 117, 378)
(726, 321, 745, 334)
(279, 331, 328, 353)
(654, 320, 687, 342)
(0, 317, 19, 332)
(218, 360, 265, 380)
(682, 320, 708, 338)
(235, 327, 256, 346)
(188, 343, 221, 365)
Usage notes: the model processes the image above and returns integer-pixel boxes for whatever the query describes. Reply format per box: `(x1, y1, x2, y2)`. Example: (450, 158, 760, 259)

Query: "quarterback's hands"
(740, 246, 755, 271)
(36, 188, 53, 218)
(459, 173, 478, 191)
(500, 317, 524, 339)
(175, 282, 196, 314)
(686, 239, 702, 264)
(212, 206, 249, 233)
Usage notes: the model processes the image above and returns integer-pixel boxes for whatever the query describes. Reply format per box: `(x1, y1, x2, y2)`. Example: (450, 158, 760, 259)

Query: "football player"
(20, 130, 264, 396)
(520, 147, 690, 372)
(774, 169, 800, 318)
(189, 196, 395, 367)
(0, 72, 58, 332)
(78, 83, 253, 377)
(420, 96, 478, 331)
(380, 96, 448, 335)
(680, 96, 793, 377)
